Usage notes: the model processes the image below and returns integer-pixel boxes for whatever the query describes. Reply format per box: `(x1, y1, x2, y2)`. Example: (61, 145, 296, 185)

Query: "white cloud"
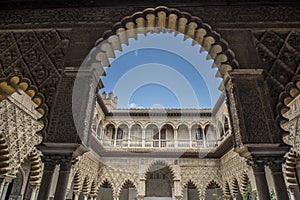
(128, 103, 138, 108)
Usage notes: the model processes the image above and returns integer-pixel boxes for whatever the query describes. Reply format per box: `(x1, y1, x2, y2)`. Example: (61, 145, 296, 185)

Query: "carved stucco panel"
(0, 91, 43, 175)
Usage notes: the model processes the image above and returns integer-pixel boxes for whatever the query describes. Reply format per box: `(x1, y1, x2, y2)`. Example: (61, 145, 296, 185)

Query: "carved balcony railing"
(97, 139, 219, 149)
(91, 129, 230, 150)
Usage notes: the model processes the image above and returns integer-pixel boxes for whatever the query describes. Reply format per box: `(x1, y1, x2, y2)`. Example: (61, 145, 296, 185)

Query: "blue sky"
(100, 32, 222, 108)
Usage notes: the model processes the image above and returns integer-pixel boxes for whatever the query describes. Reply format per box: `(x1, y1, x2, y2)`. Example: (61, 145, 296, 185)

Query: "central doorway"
(146, 163, 173, 199)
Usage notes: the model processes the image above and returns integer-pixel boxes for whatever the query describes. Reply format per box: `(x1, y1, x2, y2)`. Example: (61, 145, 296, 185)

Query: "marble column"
(53, 159, 73, 200)
(289, 188, 296, 200)
(34, 188, 39, 200)
(30, 186, 39, 200)
(0, 180, 5, 199)
(159, 129, 161, 148)
(174, 129, 178, 148)
(201, 128, 206, 148)
(74, 192, 79, 200)
(188, 128, 192, 147)
(0, 175, 15, 199)
(268, 160, 289, 200)
(83, 194, 89, 200)
(251, 161, 271, 200)
(0, 182, 9, 200)
(0, 181, 11, 200)
(142, 128, 145, 148)
(37, 161, 57, 200)
(128, 128, 131, 147)
(114, 128, 117, 147)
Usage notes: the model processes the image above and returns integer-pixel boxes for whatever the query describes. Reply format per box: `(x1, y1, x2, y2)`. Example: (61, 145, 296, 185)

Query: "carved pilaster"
(137, 178, 146, 199)
(173, 179, 182, 200)
(225, 69, 282, 146)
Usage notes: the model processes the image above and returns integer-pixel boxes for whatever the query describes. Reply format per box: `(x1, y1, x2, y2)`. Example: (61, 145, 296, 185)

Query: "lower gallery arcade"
(0, 84, 300, 200)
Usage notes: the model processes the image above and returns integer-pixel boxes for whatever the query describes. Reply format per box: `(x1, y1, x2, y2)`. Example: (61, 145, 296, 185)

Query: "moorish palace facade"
(0, 1, 300, 200)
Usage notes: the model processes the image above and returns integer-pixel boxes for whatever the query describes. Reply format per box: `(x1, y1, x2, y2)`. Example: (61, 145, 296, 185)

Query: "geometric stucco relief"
(253, 30, 300, 114)
(0, 29, 71, 108)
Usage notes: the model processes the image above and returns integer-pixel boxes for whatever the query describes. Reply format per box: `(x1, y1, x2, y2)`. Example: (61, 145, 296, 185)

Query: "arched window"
(96, 121, 102, 139)
(224, 117, 229, 134)
(160, 124, 174, 147)
(195, 128, 202, 140)
(191, 125, 202, 140)
(145, 124, 159, 147)
(218, 121, 224, 138)
(117, 128, 123, 139)
(191, 125, 203, 147)
(177, 124, 189, 148)
(130, 124, 142, 147)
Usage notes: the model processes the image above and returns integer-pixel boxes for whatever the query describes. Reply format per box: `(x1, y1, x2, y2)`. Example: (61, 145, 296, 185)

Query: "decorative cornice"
(0, 5, 299, 28)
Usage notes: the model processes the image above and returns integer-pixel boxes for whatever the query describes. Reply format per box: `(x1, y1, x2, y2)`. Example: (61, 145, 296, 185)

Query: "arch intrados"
(145, 123, 159, 130)
(277, 76, 300, 127)
(177, 123, 189, 130)
(117, 123, 129, 129)
(99, 179, 113, 189)
(191, 124, 202, 129)
(105, 123, 116, 128)
(121, 179, 137, 191)
(130, 123, 143, 129)
(145, 160, 175, 179)
(184, 180, 198, 189)
(206, 179, 222, 190)
(86, 6, 238, 80)
(161, 123, 175, 130)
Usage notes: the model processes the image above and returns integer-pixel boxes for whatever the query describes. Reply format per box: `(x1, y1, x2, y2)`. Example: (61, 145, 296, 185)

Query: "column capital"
(136, 195, 144, 200)
(0, 174, 16, 183)
(246, 158, 267, 173)
(174, 195, 183, 200)
(268, 158, 285, 173)
(41, 155, 73, 170)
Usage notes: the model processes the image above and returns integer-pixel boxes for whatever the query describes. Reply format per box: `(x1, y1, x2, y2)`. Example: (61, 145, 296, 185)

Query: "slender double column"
(251, 160, 271, 200)
(37, 160, 57, 200)
(53, 158, 73, 200)
(30, 186, 39, 200)
(268, 159, 289, 200)
(0, 175, 15, 200)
